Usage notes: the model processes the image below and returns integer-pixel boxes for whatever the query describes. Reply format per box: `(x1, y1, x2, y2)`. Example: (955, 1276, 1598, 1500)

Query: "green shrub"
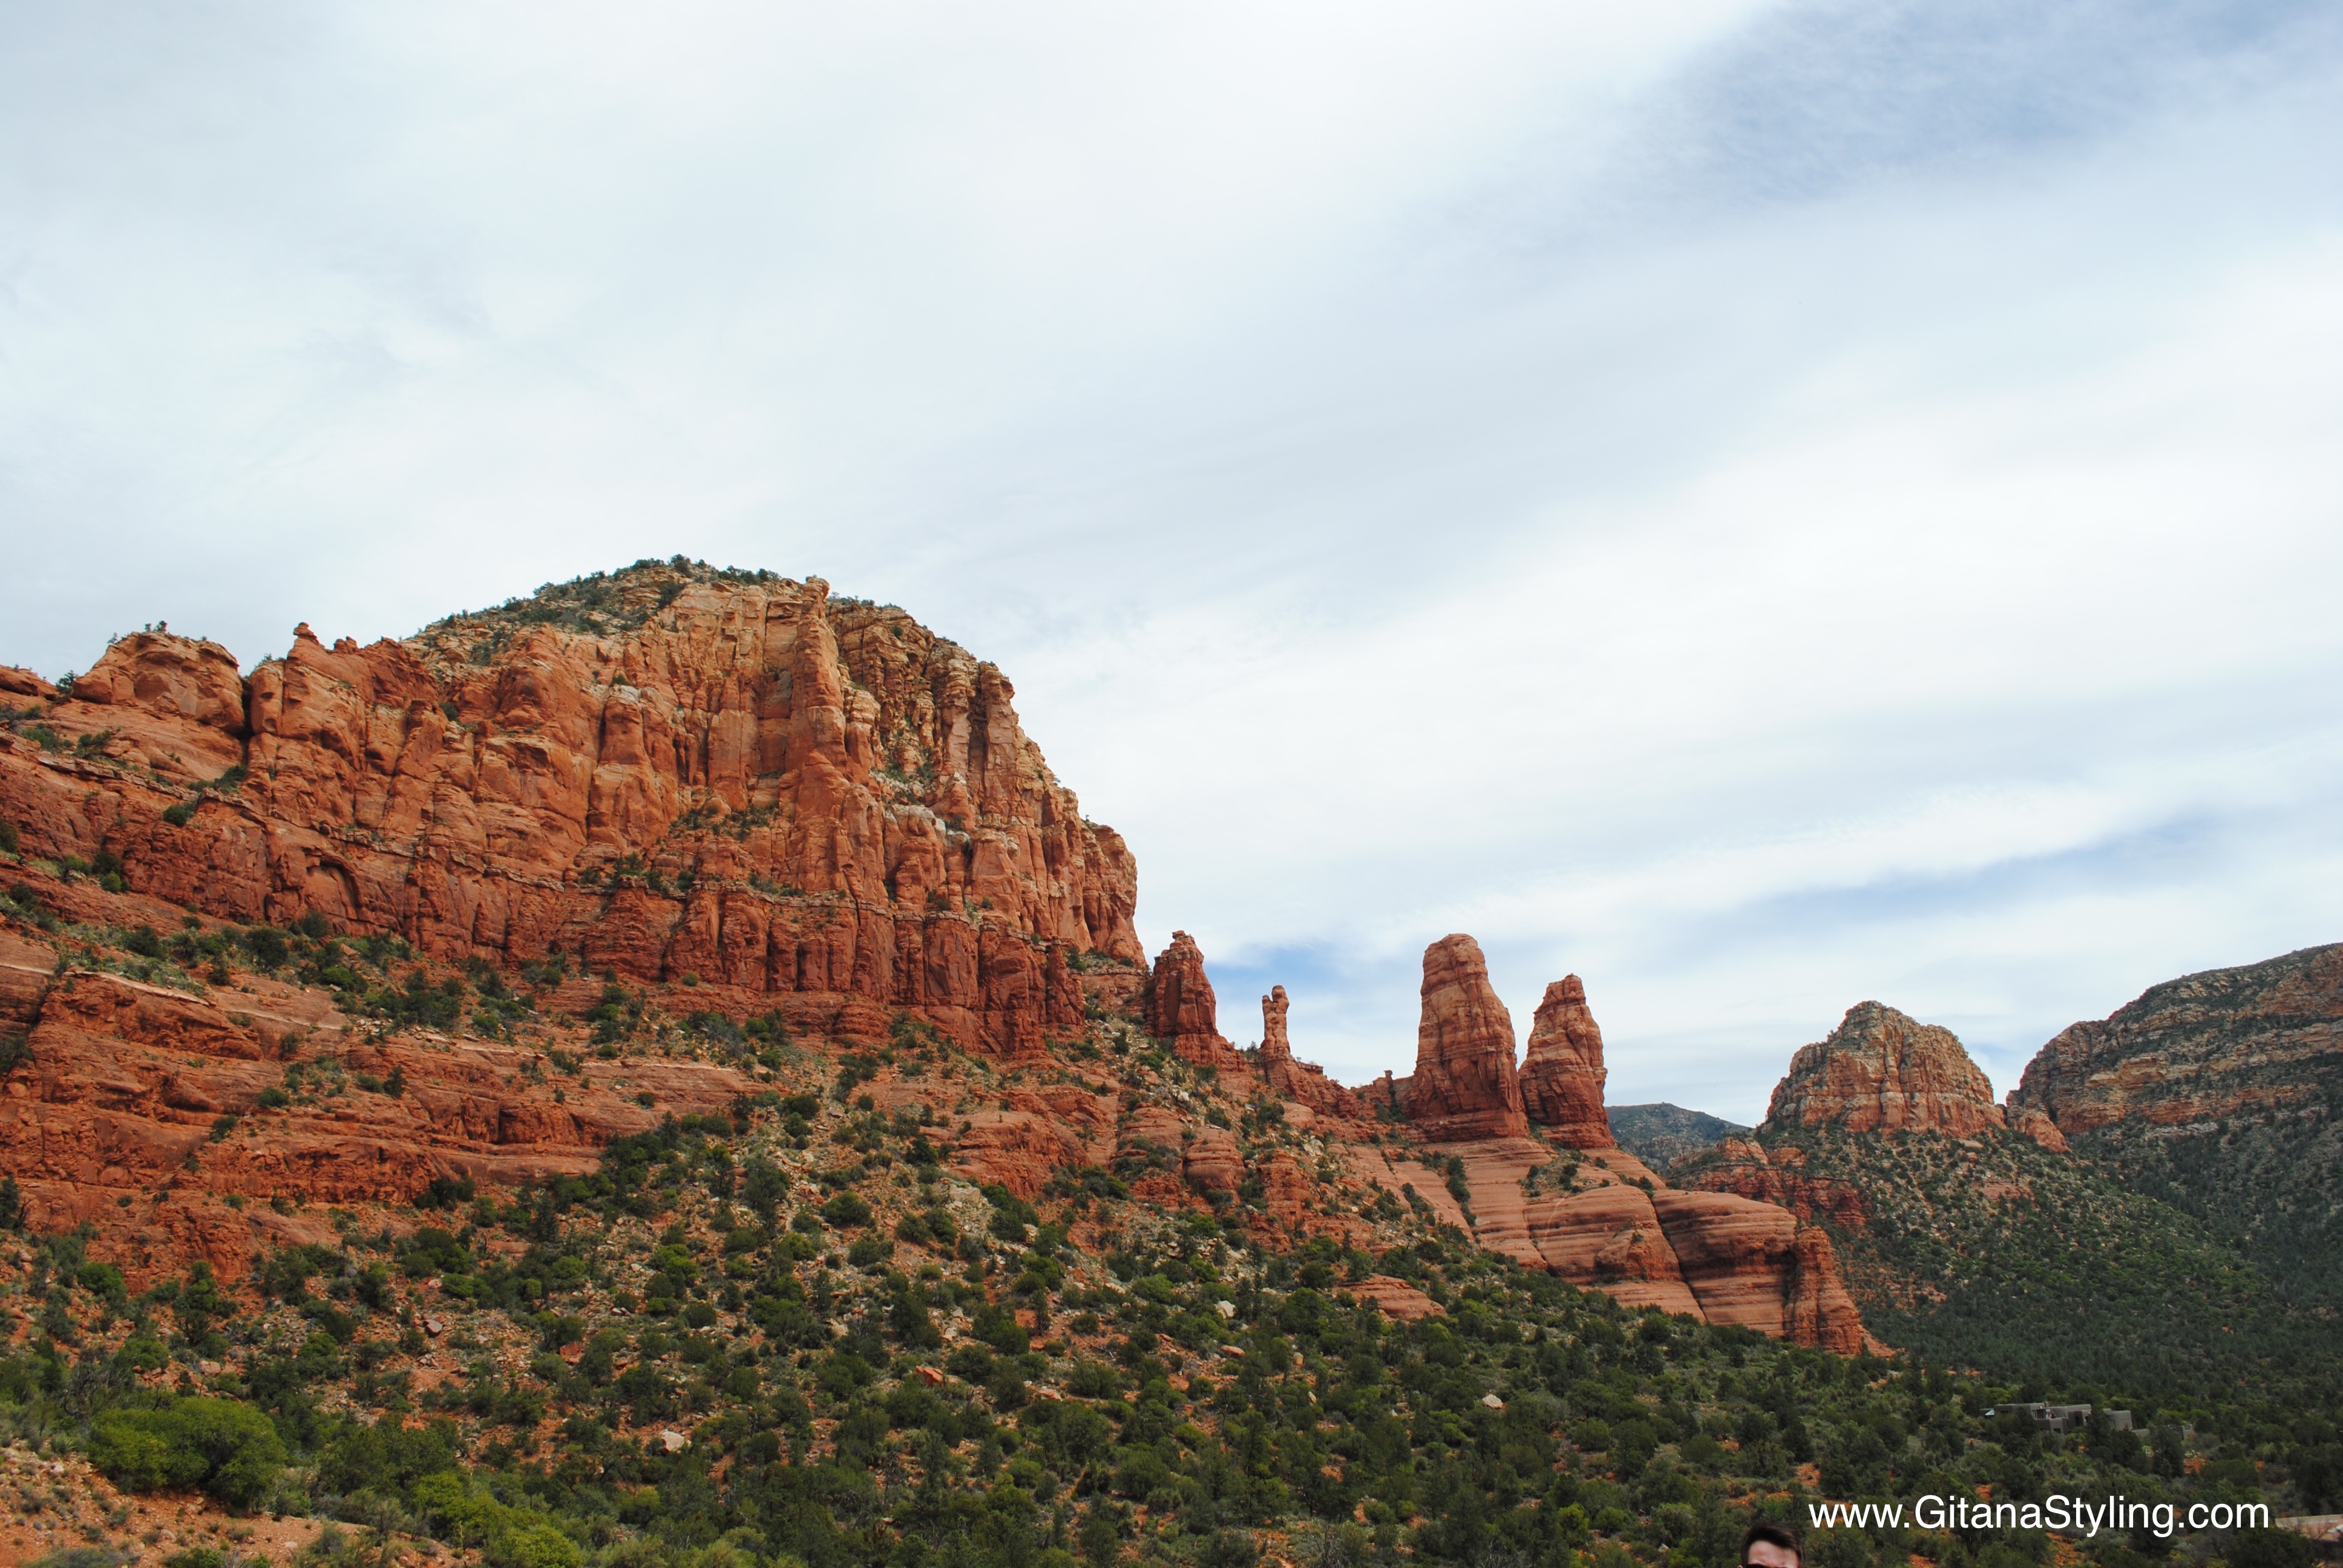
(0, 820, 17, 855)
(821, 1191, 873, 1229)
(87, 1396, 287, 1508)
(160, 803, 197, 828)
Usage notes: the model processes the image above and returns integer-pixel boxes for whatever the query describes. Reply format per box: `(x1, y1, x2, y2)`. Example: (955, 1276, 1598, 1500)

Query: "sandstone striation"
(1516, 974, 1611, 1147)
(1254, 985, 1364, 1120)
(1144, 931, 1243, 1070)
(1765, 1002, 2005, 1137)
(1404, 935, 1530, 1142)
(0, 564, 1141, 1059)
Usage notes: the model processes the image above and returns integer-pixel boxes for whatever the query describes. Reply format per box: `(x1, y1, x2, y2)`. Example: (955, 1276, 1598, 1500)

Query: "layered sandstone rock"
(0, 564, 1140, 1058)
(1405, 935, 1529, 1142)
(1182, 1125, 1244, 1198)
(1255, 985, 1365, 1119)
(0, 942, 752, 1284)
(1144, 931, 1242, 1070)
(1765, 1002, 2005, 1137)
(1678, 1138, 1869, 1230)
(2008, 943, 2343, 1136)
(1346, 1276, 1442, 1321)
(1517, 975, 1611, 1148)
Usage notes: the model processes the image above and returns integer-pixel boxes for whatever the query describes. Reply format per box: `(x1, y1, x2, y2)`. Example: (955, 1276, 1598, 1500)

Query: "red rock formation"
(1182, 1125, 1243, 1199)
(0, 564, 1138, 1059)
(1255, 985, 1365, 1119)
(1782, 1226, 1867, 1355)
(947, 1085, 1116, 1200)
(2008, 943, 2343, 1137)
(1406, 935, 1530, 1142)
(1677, 1138, 1870, 1230)
(1766, 1002, 2005, 1137)
(2007, 1105, 2069, 1152)
(1648, 1190, 1864, 1352)
(1144, 931, 1244, 1070)
(1347, 1276, 1443, 1321)
(1517, 975, 1611, 1148)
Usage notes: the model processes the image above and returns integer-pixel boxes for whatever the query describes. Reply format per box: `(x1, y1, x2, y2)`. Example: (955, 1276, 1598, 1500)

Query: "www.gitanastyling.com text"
(1807, 1495, 2273, 1538)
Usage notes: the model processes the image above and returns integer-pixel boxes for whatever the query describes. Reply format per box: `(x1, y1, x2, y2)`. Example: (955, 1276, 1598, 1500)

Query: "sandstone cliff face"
(0, 565, 1139, 1059)
(1404, 935, 1530, 1142)
(2008, 943, 2343, 1135)
(1349, 1135, 1866, 1353)
(1516, 975, 1611, 1148)
(1255, 985, 1364, 1120)
(1765, 1002, 2005, 1137)
(1144, 931, 1242, 1070)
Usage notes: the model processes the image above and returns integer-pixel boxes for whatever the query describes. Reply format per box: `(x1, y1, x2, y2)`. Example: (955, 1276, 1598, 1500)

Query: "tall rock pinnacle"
(1405, 934, 1531, 1142)
(1518, 974, 1613, 1148)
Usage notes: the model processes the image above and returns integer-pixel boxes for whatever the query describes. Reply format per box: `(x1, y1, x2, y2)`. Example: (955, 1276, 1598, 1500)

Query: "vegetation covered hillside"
(1674, 1128, 2342, 1411)
(0, 890, 2330, 1568)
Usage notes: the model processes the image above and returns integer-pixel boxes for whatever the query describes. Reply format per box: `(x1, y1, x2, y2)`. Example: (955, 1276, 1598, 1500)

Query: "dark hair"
(1742, 1523, 1801, 1566)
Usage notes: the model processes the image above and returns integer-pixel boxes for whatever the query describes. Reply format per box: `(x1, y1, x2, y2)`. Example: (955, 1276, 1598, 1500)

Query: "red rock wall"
(0, 570, 1138, 1058)
(1765, 1001, 2005, 1137)
(1406, 934, 1530, 1142)
(1517, 975, 1612, 1148)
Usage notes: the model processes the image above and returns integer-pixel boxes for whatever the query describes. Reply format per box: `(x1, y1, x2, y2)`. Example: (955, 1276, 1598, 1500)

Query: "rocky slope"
(1677, 982, 2343, 1399)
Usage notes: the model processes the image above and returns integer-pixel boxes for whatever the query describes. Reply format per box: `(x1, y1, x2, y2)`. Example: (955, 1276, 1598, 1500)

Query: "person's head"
(1742, 1523, 1801, 1568)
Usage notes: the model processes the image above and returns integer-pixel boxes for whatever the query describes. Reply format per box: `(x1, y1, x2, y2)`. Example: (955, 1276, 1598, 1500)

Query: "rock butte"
(1765, 1001, 2013, 1141)
(1144, 930, 1243, 1072)
(1516, 974, 1611, 1149)
(4, 577, 1141, 1060)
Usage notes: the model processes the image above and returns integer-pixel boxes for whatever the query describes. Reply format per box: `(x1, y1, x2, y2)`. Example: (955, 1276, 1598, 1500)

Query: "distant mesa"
(2008, 941, 2343, 1138)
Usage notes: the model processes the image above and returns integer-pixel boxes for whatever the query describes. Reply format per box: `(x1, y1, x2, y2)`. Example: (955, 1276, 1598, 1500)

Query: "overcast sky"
(5, 1, 2341, 1120)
